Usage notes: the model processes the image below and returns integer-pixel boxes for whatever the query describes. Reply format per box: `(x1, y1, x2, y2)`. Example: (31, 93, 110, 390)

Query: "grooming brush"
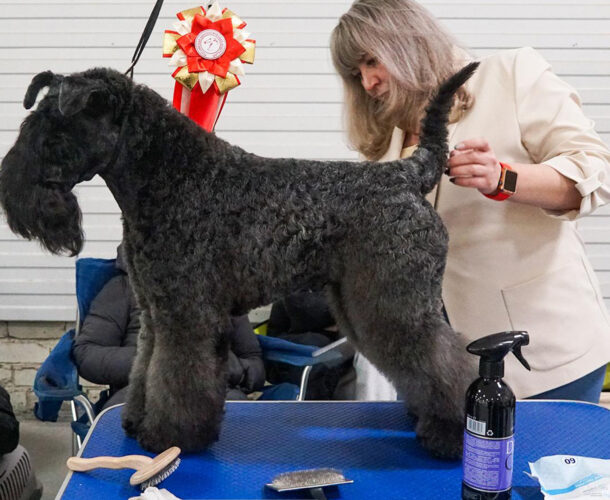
(66, 446, 181, 490)
(266, 468, 353, 500)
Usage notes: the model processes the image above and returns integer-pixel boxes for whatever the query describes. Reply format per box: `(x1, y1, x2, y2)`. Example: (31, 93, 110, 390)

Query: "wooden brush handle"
(67, 454, 152, 472)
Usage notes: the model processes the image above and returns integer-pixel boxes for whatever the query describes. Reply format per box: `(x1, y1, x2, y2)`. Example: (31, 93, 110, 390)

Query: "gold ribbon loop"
(177, 6, 205, 24)
(239, 40, 256, 64)
(163, 31, 180, 57)
(222, 9, 246, 29)
(173, 66, 199, 90)
(215, 73, 240, 94)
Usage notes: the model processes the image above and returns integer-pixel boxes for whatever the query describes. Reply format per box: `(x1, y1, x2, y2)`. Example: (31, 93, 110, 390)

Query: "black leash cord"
(125, 0, 165, 79)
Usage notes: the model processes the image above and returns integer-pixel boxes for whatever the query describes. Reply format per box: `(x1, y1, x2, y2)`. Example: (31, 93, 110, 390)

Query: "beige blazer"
(379, 47, 610, 398)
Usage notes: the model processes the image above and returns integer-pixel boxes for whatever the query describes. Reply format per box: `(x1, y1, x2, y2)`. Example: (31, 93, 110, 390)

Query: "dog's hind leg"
(400, 316, 474, 459)
(335, 230, 476, 459)
(348, 296, 473, 458)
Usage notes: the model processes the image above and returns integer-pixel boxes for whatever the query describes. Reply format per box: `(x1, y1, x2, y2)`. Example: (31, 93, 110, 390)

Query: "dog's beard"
(2, 182, 83, 256)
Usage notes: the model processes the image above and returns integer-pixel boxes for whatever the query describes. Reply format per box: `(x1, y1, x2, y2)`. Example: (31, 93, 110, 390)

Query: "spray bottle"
(462, 331, 530, 500)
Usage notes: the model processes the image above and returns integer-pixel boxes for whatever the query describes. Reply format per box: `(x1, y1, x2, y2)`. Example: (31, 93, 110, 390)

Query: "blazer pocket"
(501, 260, 609, 371)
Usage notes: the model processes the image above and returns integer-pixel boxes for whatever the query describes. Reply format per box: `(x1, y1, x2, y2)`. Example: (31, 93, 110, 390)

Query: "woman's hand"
(447, 138, 501, 195)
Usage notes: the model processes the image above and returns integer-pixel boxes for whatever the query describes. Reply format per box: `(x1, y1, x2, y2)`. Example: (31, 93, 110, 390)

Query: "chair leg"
(69, 400, 80, 455)
(74, 395, 95, 424)
(70, 395, 95, 453)
(298, 366, 313, 401)
(72, 431, 81, 455)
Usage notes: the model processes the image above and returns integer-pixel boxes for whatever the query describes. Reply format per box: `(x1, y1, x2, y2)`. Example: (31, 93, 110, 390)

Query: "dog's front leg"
(122, 308, 154, 437)
(134, 310, 230, 453)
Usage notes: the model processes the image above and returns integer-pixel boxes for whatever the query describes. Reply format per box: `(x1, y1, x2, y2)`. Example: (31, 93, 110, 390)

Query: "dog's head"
(0, 68, 132, 255)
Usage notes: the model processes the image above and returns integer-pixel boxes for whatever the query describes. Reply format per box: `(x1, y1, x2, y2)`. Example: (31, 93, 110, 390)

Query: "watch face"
(503, 169, 518, 193)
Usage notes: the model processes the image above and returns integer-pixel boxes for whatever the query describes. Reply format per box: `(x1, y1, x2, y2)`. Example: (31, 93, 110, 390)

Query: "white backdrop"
(0, 0, 609, 320)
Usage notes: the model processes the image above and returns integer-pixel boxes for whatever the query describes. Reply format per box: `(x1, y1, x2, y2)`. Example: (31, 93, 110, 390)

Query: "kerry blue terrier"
(0, 62, 478, 459)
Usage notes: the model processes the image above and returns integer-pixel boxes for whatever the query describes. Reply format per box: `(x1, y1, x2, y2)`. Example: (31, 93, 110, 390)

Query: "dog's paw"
(136, 429, 172, 454)
(121, 408, 141, 438)
(136, 427, 221, 454)
(415, 415, 463, 460)
(135, 414, 221, 453)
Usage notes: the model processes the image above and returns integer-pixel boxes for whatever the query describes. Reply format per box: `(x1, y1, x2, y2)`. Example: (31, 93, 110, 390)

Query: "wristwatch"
(484, 162, 517, 201)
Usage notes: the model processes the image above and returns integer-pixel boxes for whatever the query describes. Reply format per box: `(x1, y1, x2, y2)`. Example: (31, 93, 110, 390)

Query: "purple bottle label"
(463, 431, 514, 492)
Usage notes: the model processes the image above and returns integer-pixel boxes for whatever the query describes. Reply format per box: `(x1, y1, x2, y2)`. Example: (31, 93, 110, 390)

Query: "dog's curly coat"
(0, 62, 478, 458)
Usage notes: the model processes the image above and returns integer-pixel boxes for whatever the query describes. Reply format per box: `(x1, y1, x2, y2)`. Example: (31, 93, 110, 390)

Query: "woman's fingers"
(446, 164, 489, 178)
(454, 137, 491, 152)
(446, 138, 502, 193)
(449, 174, 495, 191)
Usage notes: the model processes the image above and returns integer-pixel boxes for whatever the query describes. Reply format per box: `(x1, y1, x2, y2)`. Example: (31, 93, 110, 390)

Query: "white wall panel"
(0, 0, 608, 320)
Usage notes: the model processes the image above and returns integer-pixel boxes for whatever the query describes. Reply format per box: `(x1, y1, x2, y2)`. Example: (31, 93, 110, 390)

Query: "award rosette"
(163, 1, 256, 131)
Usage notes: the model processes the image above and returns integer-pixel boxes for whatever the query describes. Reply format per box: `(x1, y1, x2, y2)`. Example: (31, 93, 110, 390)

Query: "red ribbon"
(172, 81, 227, 133)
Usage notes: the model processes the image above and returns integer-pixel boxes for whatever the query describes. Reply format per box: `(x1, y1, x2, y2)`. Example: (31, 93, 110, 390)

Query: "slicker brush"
(266, 468, 354, 500)
(66, 446, 181, 490)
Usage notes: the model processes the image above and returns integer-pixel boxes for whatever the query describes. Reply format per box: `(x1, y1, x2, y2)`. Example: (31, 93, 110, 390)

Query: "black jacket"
(73, 247, 265, 398)
(266, 290, 353, 399)
(268, 289, 336, 340)
(0, 385, 19, 455)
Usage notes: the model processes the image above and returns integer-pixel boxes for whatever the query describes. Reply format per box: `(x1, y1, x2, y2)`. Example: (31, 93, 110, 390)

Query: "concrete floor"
(19, 420, 72, 500)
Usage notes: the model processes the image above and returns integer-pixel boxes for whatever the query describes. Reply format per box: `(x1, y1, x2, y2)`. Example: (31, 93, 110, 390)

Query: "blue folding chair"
(256, 334, 354, 401)
(33, 258, 119, 452)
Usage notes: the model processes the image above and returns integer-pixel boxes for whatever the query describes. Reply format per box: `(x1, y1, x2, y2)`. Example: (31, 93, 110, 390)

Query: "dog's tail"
(409, 61, 480, 194)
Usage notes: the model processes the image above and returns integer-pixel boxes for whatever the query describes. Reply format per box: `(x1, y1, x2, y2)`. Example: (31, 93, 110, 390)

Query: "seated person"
(266, 289, 354, 399)
(72, 244, 265, 409)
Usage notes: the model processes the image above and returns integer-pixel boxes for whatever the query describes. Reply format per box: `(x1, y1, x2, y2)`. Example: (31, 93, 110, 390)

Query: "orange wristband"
(484, 162, 517, 201)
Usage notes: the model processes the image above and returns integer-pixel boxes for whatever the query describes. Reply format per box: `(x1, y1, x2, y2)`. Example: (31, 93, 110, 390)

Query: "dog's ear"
(23, 71, 59, 110)
(58, 76, 106, 117)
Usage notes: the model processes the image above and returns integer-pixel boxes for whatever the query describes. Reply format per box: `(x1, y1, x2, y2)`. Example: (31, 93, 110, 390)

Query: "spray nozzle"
(512, 344, 530, 371)
(467, 331, 531, 378)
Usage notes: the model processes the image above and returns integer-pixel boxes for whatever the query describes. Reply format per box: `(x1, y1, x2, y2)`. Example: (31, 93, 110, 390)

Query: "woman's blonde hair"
(330, 0, 474, 160)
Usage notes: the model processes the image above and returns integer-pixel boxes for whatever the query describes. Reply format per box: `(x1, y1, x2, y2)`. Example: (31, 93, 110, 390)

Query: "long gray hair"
(330, 0, 474, 160)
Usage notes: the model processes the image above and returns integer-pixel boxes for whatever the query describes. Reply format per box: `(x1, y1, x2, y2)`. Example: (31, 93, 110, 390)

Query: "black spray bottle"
(462, 331, 530, 500)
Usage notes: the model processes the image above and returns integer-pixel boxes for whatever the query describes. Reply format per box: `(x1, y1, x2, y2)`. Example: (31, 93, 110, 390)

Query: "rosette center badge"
(195, 29, 226, 60)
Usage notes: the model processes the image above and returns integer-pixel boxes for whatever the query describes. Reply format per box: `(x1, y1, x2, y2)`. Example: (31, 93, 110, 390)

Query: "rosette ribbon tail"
(172, 82, 227, 133)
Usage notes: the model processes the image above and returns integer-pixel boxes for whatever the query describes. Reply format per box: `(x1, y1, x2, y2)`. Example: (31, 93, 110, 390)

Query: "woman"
(330, 0, 610, 402)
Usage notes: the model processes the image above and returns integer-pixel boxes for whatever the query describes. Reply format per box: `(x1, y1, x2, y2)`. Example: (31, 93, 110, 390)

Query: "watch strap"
(484, 162, 516, 201)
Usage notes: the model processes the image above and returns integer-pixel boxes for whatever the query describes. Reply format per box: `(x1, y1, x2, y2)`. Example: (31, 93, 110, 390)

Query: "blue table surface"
(59, 401, 610, 499)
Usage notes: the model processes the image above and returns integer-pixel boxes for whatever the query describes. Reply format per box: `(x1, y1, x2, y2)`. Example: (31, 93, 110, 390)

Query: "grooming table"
(58, 401, 610, 499)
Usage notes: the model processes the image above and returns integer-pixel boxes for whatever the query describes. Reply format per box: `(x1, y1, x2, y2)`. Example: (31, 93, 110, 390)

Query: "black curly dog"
(0, 62, 478, 458)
